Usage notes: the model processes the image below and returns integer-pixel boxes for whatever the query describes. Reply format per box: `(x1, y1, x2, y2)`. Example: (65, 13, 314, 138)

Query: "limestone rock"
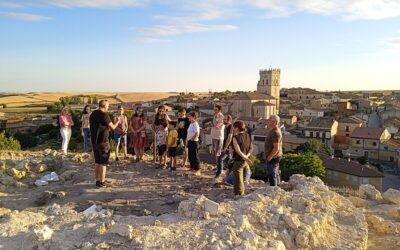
(6, 168, 26, 180)
(382, 188, 400, 204)
(59, 170, 75, 182)
(33, 225, 53, 241)
(347, 196, 368, 208)
(110, 223, 134, 239)
(367, 215, 398, 234)
(204, 198, 220, 216)
(386, 206, 400, 219)
(359, 184, 382, 200)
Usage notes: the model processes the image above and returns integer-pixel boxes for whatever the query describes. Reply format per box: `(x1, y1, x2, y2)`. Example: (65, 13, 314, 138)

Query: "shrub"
(0, 132, 21, 151)
(249, 155, 267, 181)
(280, 152, 326, 181)
(295, 138, 332, 156)
(13, 132, 39, 149)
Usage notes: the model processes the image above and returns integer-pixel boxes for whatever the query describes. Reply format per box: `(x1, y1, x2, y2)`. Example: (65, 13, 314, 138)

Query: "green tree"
(357, 156, 368, 165)
(295, 139, 332, 156)
(249, 155, 266, 181)
(0, 132, 21, 151)
(280, 153, 326, 181)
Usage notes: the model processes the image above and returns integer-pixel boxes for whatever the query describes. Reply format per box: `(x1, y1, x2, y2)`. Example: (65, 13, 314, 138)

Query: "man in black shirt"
(177, 108, 190, 167)
(90, 100, 120, 188)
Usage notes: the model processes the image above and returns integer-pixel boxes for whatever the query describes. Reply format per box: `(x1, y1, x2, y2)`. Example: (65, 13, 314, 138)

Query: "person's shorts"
(212, 138, 224, 156)
(157, 144, 167, 156)
(114, 133, 127, 145)
(93, 143, 111, 165)
(168, 147, 177, 157)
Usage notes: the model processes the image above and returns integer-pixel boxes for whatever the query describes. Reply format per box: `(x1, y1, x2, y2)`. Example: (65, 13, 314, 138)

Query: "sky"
(0, 0, 400, 92)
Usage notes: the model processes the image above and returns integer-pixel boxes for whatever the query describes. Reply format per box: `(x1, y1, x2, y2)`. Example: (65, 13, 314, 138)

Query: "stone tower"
(257, 68, 280, 111)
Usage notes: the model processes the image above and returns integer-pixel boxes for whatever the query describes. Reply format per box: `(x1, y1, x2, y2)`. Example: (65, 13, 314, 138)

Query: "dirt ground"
(0, 152, 258, 218)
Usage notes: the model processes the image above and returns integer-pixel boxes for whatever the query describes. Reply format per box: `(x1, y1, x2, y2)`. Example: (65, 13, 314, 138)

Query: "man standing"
(90, 100, 120, 188)
(211, 105, 225, 164)
(177, 108, 190, 168)
(264, 115, 283, 186)
(215, 115, 233, 179)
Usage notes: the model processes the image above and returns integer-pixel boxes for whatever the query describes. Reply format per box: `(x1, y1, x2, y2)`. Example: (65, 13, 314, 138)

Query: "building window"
(346, 133, 349, 137)
(372, 142, 377, 146)
(253, 136, 265, 142)
(345, 126, 350, 132)
(351, 176, 359, 186)
(316, 132, 320, 138)
(356, 140, 360, 144)
(390, 156, 394, 162)
(361, 178, 369, 184)
(310, 132, 314, 138)
(384, 146, 388, 150)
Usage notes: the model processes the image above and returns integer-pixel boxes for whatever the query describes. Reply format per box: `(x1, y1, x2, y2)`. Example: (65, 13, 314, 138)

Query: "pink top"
(59, 115, 72, 128)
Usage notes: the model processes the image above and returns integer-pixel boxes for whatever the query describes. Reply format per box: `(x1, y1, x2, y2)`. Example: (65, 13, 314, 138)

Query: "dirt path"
(0, 155, 254, 217)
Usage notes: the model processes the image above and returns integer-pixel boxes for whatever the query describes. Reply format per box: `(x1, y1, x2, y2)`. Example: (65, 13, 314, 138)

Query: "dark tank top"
(233, 132, 251, 162)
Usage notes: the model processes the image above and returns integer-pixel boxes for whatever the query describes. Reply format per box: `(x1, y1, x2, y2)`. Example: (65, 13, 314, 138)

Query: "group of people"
(58, 100, 283, 194)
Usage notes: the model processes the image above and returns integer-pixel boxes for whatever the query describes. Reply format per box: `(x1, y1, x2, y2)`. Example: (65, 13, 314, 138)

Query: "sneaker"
(95, 181, 100, 187)
(116, 157, 119, 162)
(172, 166, 177, 171)
(96, 182, 106, 188)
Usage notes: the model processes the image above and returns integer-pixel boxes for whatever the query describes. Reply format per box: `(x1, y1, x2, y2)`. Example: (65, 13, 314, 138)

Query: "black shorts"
(168, 147, 177, 157)
(157, 144, 167, 156)
(93, 143, 111, 165)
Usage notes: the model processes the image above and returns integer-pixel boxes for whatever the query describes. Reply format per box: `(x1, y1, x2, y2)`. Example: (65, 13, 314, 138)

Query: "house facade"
(345, 127, 391, 161)
(303, 118, 338, 145)
(322, 157, 384, 191)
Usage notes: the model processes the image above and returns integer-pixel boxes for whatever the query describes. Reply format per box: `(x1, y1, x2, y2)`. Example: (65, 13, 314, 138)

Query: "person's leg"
(83, 128, 89, 152)
(99, 165, 107, 183)
(60, 128, 66, 153)
(122, 135, 127, 158)
(183, 146, 188, 166)
(265, 162, 276, 186)
(66, 128, 72, 153)
(187, 141, 194, 169)
(172, 156, 176, 169)
(193, 141, 200, 171)
(139, 147, 144, 160)
(233, 161, 245, 195)
(274, 164, 280, 186)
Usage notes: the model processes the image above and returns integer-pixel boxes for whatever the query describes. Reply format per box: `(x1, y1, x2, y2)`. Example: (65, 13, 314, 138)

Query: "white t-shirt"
(211, 113, 225, 140)
(187, 122, 200, 142)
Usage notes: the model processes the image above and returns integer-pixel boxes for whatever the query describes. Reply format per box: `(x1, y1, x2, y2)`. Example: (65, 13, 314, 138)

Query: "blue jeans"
(83, 128, 91, 152)
(225, 167, 251, 185)
(264, 157, 281, 186)
(215, 150, 229, 177)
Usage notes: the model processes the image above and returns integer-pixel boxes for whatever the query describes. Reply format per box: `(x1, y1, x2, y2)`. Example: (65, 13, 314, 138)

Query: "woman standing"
(59, 107, 74, 155)
(113, 105, 128, 161)
(186, 111, 201, 175)
(80, 105, 92, 152)
(130, 107, 148, 162)
(232, 121, 253, 196)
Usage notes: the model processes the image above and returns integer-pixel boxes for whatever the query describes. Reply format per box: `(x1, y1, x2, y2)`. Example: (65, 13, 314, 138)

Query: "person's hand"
(266, 156, 272, 162)
(245, 158, 253, 167)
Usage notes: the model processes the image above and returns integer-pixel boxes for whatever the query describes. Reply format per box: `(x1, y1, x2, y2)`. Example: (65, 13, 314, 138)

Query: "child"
(187, 112, 200, 175)
(167, 121, 178, 171)
(156, 123, 168, 168)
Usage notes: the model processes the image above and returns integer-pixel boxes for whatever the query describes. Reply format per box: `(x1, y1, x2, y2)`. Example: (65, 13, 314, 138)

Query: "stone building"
(322, 157, 384, 191)
(230, 69, 280, 119)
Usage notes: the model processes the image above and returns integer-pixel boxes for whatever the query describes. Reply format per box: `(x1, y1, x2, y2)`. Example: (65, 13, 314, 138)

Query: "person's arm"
(266, 132, 280, 162)
(224, 132, 233, 151)
(267, 143, 280, 162)
(107, 114, 119, 131)
(123, 116, 128, 133)
(138, 117, 146, 132)
(114, 117, 123, 133)
(247, 143, 254, 158)
(233, 138, 253, 166)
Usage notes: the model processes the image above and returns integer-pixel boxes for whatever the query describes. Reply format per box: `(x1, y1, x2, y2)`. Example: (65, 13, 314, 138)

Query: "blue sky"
(0, 0, 399, 92)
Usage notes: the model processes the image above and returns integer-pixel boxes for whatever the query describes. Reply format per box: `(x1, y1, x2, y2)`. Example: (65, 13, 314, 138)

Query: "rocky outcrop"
(0, 175, 369, 250)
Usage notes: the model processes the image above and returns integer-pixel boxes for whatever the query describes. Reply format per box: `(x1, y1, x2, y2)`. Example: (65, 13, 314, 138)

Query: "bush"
(0, 132, 21, 151)
(295, 139, 332, 156)
(249, 155, 266, 181)
(280, 152, 325, 181)
(357, 156, 368, 165)
(35, 124, 56, 135)
(13, 132, 39, 149)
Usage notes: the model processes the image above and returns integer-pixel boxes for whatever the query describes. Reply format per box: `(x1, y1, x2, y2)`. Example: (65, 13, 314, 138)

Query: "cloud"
(247, 0, 400, 20)
(0, 12, 51, 21)
(136, 23, 237, 36)
(385, 37, 400, 50)
(138, 37, 172, 43)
